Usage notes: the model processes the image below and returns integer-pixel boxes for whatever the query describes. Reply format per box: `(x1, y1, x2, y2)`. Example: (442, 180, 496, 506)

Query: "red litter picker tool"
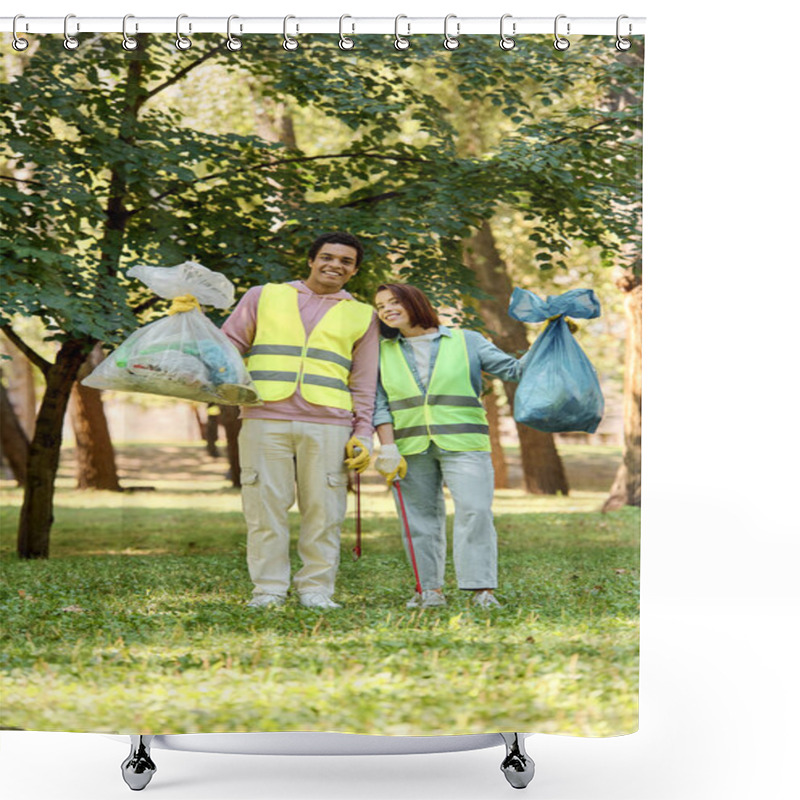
(394, 480, 422, 595)
(352, 471, 362, 561)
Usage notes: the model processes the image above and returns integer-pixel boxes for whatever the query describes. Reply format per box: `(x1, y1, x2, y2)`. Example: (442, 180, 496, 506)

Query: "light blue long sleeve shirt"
(372, 325, 530, 428)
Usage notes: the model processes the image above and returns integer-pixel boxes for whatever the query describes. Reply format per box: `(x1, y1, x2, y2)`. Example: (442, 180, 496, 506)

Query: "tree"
(465, 222, 569, 494)
(202, 404, 242, 487)
(603, 266, 642, 510)
(0, 331, 36, 485)
(68, 345, 121, 492)
(601, 45, 644, 510)
(1, 35, 642, 557)
(0, 368, 29, 485)
(0, 332, 36, 437)
(218, 405, 242, 488)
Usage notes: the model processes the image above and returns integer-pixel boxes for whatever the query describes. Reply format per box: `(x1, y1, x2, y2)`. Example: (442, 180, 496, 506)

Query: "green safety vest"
(380, 329, 490, 455)
(247, 283, 373, 411)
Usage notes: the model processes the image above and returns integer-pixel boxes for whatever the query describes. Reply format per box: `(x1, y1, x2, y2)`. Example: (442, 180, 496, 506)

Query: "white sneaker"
(299, 593, 342, 609)
(406, 590, 447, 608)
(247, 593, 286, 608)
(472, 590, 502, 609)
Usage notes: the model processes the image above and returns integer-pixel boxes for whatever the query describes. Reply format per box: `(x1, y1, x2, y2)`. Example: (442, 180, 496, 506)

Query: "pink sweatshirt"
(222, 280, 379, 438)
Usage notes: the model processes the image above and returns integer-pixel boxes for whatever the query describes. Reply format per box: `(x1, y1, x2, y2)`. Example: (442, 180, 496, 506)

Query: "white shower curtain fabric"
(0, 27, 643, 738)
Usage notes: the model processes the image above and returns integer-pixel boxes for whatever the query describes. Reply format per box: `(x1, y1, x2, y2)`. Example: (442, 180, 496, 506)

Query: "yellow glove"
(344, 435, 372, 474)
(374, 443, 407, 484)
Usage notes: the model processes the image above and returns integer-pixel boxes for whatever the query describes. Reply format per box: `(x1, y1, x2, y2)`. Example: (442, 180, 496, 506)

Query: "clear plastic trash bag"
(508, 287, 604, 433)
(82, 262, 261, 406)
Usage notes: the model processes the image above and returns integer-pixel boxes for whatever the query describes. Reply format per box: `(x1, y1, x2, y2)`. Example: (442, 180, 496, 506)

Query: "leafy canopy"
(0, 34, 642, 345)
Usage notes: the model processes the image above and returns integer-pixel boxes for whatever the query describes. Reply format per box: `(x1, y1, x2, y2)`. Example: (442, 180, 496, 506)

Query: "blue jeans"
(392, 444, 497, 591)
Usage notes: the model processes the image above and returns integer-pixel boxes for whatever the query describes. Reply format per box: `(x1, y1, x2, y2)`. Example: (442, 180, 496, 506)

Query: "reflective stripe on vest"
(379, 329, 490, 454)
(247, 283, 373, 410)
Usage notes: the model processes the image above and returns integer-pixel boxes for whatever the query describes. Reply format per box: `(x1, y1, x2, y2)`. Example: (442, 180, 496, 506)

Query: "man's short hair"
(308, 232, 365, 268)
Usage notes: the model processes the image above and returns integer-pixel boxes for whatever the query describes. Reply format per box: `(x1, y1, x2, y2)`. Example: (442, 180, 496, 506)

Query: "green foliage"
(1, 34, 642, 344)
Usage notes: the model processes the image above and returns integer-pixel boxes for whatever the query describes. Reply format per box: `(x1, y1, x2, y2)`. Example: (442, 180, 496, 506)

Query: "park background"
(1, 1, 799, 800)
(1, 0, 643, 741)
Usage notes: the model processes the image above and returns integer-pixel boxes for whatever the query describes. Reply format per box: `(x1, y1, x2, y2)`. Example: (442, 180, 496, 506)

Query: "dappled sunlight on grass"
(493, 489, 608, 514)
(1, 508, 640, 734)
(1, 444, 638, 735)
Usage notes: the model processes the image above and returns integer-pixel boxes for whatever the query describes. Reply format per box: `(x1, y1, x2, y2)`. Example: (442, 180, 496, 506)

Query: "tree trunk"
(603, 47, 643, 512)
(69, 345, 121, 491)
(464, 221, 569, 495)
(59, 39, 147, 498)
(218, 405, 242, 488)
(17, 337, 94, 559)
(502, 383, 570, 495)
(0, 373, 29, 485)
(0, 334, 36, 438)
(253, 101, 298, 149)
(484, 388, 509, 489)
(603, 271, 642, 511)
(203, 406, 220, 458)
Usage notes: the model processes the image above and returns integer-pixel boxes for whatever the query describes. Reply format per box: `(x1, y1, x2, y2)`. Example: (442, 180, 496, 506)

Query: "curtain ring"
(443, 14, 460, 50)
(122, 14, 138, 51)
(12, 14, 29, 51)
(394, 15, 410, 51)
(339, 15, 355, 50)
(616, 15, 632, 51)
(226, 15, 242, 51)
(175, 14, 192, 50)
(283, 15, 299, 50)
(553, 14, 570, 51)
(499, 14, 516, 50)
(63, 13, 79, 51)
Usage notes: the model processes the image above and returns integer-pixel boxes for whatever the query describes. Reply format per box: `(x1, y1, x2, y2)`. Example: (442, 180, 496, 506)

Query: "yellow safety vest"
(247, 283, 373, 411)
(379, 329, 491, 455)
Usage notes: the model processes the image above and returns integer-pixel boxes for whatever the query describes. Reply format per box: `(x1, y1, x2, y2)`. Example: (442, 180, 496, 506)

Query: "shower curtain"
(1, 22, 643, 742)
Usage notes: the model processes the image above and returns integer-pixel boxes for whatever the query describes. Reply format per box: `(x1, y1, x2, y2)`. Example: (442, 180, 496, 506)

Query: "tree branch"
(128, 119, 619, 220)
(520, 118, 615, 148)
(0, 175, 47, 189)
(125, 151, 431, 218)
(0, 324, 52, 375)
(131, 296, 160, 316)
(341, 190, 404, 209)
(143, 42, 228, 104)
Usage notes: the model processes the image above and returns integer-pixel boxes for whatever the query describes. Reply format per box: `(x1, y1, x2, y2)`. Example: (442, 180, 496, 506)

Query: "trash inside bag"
(508, 287, 604, 434)
(82, 262, 261, 406)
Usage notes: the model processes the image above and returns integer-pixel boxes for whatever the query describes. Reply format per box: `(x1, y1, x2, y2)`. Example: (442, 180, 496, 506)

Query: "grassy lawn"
(0, 444, 639, 737)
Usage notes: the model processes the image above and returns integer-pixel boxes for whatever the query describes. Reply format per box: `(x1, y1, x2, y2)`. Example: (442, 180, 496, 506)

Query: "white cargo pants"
(238, 418, 352, 600)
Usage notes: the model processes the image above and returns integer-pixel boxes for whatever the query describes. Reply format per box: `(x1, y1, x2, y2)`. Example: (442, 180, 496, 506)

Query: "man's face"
(305, 244, 359, 294)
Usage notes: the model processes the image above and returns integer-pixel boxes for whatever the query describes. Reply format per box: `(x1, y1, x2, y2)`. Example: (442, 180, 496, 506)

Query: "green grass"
(0, 446, 639, 737)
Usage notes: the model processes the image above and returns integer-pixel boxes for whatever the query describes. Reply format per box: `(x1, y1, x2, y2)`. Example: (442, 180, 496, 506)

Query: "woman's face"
(375, 289, 411, 330)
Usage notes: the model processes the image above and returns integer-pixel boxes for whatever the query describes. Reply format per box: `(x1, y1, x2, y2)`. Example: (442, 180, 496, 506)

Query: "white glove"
(374, 443, 407, 483)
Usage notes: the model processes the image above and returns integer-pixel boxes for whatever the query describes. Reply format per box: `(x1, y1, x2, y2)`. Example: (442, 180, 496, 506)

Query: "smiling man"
(222, 233, 378, 609)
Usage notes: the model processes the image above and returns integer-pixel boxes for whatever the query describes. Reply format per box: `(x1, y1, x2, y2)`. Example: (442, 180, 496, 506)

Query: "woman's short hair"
(376, 283, 440, 337)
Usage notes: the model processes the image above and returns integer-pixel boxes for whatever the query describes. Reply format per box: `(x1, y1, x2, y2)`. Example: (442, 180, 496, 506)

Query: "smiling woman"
(372, 283, 534, 610)
(375, 283, 441, 339)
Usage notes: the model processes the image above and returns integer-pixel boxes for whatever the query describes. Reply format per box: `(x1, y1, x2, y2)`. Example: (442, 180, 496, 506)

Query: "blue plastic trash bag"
(508, 287, 604, 433)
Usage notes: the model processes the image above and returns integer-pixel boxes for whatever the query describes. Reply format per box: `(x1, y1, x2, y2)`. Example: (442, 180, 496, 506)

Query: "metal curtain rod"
(1, 16, 646, 36)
